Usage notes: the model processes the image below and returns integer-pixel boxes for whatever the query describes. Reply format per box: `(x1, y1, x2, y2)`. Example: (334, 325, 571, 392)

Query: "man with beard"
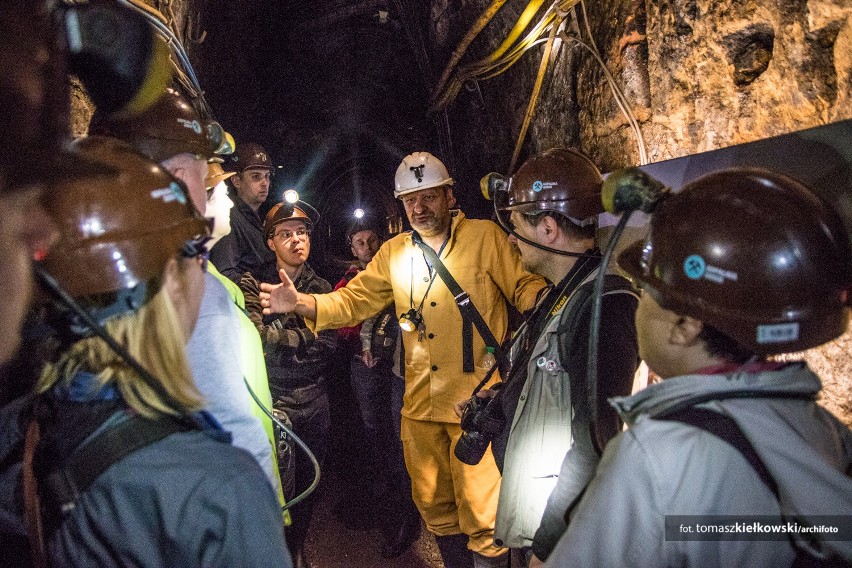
(259, 152, 546, 568)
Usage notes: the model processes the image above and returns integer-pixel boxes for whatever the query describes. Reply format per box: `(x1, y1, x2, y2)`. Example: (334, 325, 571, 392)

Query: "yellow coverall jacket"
(309, 210, 546, 554)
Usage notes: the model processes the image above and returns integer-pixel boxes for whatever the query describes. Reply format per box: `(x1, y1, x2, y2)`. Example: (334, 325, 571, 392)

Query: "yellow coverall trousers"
(401, 417, 505, 557)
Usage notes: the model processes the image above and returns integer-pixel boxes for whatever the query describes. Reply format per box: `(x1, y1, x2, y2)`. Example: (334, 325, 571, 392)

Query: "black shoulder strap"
(557, 274, 636, 424)
(412, 235, 500, 372)
(42, 414, 194, 514)
(657, 406, 779, 497)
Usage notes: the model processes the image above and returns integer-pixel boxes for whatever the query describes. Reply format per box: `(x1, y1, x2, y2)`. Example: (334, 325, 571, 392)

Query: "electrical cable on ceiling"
(574, 1, 647, 165)
(431, 0, 511, 105)
(116, 0, 213, 119)
(428, 0, 648, 166)
(429, 0, 576, 114)
(509, 7, 562, 172)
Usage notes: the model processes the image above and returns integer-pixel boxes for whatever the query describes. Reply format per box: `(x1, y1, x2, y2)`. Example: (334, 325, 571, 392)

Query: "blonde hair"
(38, 282, 204, 418)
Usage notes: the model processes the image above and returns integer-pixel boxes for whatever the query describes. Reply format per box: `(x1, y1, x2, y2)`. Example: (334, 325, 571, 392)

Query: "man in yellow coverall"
(260, 151, 545, 568)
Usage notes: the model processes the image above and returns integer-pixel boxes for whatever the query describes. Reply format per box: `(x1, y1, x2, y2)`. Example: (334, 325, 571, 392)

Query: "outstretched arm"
(259, 268, 318, 320)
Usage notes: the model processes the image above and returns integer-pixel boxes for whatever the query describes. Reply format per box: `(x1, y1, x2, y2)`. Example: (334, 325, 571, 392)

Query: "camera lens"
(454, 429, 491, 465)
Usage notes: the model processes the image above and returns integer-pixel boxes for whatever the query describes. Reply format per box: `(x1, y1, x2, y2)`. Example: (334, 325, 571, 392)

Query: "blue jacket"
(0, 372, 292, 568)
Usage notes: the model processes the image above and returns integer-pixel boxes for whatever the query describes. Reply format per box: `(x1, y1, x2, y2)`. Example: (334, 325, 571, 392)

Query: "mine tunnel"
(2, 1, 851, 567)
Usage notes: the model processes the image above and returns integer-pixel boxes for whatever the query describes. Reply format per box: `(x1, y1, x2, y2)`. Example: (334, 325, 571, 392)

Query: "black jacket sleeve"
(209, 234, 243, 284)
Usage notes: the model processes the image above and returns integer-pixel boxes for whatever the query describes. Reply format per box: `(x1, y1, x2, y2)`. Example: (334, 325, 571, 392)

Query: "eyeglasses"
(273, 228, 311, 242)
(180, 237, 210, 271)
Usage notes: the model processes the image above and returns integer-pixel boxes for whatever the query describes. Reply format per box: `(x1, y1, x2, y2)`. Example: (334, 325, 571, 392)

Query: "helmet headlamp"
(206, 121, 235, 156)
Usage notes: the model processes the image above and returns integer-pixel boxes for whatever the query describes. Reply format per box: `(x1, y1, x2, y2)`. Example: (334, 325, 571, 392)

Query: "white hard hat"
(394, 151, 454, 198)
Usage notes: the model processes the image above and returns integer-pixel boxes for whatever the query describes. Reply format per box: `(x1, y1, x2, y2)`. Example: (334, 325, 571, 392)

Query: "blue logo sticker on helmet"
(533, 180, 543, 193)
(684, 254, 706, 280)
(150, 182, 188, 205)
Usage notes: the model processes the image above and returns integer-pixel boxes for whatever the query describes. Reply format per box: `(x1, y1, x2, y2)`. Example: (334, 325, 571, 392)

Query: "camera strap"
(412, 233, 501, 373)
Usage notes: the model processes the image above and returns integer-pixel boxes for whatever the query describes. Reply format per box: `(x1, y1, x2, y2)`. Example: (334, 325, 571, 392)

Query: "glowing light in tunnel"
(284, 189, 299, 204)
(354, 208, 365, 219)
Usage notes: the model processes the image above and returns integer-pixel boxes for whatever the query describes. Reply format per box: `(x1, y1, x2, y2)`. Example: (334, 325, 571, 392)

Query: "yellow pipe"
(430, 0, 582, 113)
(488, 0, 547, 62)
(430, 0, 546, 113)
(510, 13, 562, 173)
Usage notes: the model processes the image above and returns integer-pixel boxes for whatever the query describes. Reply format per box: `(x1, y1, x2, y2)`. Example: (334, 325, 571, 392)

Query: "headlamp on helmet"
(90, 88, 231, 163)
(618, 167, 852, 354)
(264, 199, 320, 240)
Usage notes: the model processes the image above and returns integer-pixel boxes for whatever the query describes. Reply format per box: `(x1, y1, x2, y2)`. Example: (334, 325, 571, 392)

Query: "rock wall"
(434, 0, 852, 424)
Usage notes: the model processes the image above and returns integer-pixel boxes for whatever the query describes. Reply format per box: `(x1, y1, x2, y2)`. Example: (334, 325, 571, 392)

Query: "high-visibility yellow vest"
(208, 262, 290, 524)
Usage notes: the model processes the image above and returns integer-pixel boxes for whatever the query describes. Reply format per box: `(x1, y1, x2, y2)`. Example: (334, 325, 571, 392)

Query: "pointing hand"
(259, 269, 298, 315)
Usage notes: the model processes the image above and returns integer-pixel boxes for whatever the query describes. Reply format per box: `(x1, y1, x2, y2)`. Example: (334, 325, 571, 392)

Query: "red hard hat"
(619, 167, 852, 354)
(42, 136, 209, 300)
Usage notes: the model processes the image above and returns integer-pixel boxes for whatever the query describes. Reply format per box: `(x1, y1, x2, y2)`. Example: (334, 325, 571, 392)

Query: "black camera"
(454, 393, 505, 465)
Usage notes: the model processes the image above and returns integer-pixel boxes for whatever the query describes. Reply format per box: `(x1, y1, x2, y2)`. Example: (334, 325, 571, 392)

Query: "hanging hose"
(586, 168, 667, 453)
(431, 0, 511, 105)
(244, 379, 321, 512)
(509, 10, 563, 173)
(567, 1, 648, 164)
(584, 213, 632, 455)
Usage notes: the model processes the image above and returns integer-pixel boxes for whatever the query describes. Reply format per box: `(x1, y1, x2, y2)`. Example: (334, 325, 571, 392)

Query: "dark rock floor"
(300, 369, 444, 568)
(302, 469, 443, 568)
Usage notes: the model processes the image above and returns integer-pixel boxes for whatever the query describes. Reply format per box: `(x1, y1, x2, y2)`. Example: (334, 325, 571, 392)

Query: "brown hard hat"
(618, 167, 852, 354)
(227, 142, 272, 173)
(41, 136, 209, 299)
(90, 87, 232, 163)
(264, 200, 320, 240)
(205, 162, 236, 190)
(503, 148, 604, 223)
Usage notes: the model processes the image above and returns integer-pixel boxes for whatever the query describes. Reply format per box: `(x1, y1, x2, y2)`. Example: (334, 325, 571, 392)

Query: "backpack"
(555, 273, 637, 441)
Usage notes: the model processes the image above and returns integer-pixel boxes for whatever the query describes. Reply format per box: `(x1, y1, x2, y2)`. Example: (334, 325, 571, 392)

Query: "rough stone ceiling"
(196, 0, 436, 252)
